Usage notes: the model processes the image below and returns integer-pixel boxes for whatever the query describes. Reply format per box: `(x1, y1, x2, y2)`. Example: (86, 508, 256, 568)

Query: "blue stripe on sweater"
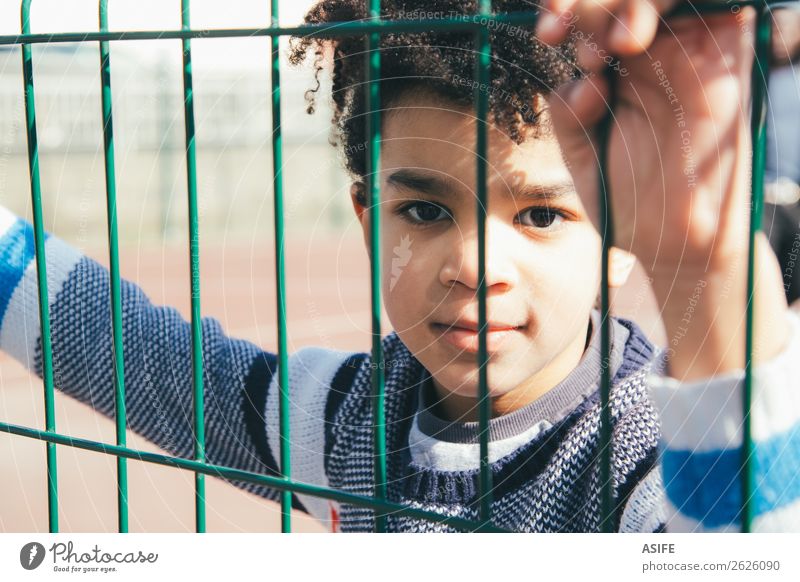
(0, 218, 47, 324)
(663, 420, 800, 527)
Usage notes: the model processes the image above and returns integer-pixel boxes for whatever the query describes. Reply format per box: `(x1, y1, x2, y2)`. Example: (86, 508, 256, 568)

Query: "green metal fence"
(0, 0, 783, 534)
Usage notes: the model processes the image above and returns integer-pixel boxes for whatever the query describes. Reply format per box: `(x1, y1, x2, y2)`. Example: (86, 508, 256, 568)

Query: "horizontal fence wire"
(0, 1, 785, 46)
(0, 421, 509, 532)
(0, 0, 781, 533)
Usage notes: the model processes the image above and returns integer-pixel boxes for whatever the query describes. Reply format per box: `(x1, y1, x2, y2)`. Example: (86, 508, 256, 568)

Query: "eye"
(517, 207, 567, 230)
(398, 201, 450, 225)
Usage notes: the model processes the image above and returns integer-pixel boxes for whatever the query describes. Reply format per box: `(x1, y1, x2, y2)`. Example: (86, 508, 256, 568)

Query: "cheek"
(382, 245, 459, 350)
(564, 233, 602, 303)
(380, 235, 430, 324)
(531, 230, 601, 303)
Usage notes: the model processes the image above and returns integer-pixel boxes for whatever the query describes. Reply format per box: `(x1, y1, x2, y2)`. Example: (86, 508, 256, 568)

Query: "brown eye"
(519, 207, 565, 229)
(401, 201, 450, 224)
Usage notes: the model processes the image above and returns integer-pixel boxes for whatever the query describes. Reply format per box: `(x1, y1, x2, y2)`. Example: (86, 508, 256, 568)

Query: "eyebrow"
(386, 169, 577, 203)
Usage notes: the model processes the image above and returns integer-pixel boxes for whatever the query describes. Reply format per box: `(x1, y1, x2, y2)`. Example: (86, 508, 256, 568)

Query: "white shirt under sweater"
(410, 308, 627, 472)
(1, 205, 799, 532)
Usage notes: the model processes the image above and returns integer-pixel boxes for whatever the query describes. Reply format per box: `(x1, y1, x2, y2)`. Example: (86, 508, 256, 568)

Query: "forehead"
(380, 94, 573, 194)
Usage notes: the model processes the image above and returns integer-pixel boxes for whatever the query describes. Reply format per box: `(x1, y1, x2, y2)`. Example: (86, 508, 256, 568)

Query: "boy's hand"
(536, 0, 679, 58)
(770, 5, 800, 65)
(539, 0, 749, 271)
(537, 1, 791, 381)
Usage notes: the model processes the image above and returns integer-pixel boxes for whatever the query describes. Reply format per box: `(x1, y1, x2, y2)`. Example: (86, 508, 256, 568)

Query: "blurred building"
(0, 42, 351, 246)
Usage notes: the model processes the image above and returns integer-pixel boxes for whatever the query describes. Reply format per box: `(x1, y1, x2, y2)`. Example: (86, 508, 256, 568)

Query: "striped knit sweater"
(1, 205, 799, 532)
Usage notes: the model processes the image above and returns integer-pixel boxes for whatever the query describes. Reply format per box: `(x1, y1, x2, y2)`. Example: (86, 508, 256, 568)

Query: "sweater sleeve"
(0, 206, 356, 528)
(624, 307, 800, 532)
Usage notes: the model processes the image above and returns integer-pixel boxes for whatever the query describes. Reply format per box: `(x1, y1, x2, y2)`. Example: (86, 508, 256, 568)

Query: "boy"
(1, 0, 799, 532)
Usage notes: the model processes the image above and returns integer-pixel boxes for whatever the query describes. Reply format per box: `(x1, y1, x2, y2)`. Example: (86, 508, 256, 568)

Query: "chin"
(437, 371, 519, 399)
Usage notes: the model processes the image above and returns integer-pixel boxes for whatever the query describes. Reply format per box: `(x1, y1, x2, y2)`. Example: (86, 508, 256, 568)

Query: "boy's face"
(351, 92, 634, 411)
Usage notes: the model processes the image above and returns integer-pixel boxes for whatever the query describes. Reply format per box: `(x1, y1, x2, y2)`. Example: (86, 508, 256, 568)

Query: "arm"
(619, 307, 800, 532)
(623, 5, 798, 532)
(650, 306, 800, 532)
(534, 0, 799, 532)
(0, 206, 351, 527)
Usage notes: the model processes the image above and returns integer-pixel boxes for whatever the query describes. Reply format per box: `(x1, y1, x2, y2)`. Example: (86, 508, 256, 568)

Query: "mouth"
(430, 321, 526, 354)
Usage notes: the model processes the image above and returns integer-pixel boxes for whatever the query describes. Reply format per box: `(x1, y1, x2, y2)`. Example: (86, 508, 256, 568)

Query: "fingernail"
(569, 83, 585, 109)
(611, 15, 644, 50)
(561, 81, 583, 109)
(611, 20, 635, 51)
(536, 13, 560, 41)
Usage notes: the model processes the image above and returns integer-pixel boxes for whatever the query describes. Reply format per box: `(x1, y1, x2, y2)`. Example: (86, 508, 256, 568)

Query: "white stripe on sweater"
(619, 466, 668, 533)
(265, 346, 355, 527)
(0, 206, 16, 237)
(662, 495, 800, 532)
(0, 235, 82, 370)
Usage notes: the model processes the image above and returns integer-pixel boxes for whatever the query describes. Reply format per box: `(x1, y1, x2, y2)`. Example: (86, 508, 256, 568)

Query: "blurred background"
(0, 0, 672, 533)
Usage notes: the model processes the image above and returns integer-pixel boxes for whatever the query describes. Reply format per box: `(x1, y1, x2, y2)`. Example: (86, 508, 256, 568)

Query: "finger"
(576, 37, 610, 73)
(536, 0, 624, 46)
(572, 0, 621, 70)
(539, 0, 628, 76)
(539, 0, 677, 53)
(609, 0, 661, 56)
(548, 74, 611, 138)
(535, 0, 580, 46)
(545, 75, 612, 224)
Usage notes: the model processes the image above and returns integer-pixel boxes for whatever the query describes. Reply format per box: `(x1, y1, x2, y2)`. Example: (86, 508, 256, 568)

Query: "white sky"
(0, 0, 319, 69)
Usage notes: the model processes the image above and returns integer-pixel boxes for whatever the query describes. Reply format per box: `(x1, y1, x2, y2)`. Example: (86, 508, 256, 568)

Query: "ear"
(350, 182, 371, 258)
(350, 182, 367, 219)
(607, 246, 637, 288)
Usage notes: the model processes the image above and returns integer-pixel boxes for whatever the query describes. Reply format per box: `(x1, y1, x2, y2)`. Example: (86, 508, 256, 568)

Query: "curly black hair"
(288, 0, 579, 180)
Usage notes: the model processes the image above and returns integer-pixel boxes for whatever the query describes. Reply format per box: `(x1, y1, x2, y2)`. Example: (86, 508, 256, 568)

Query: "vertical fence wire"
(19, 0, 59, 534)
(269, 0, 294, 534)
(474, 0, 494, 531)
(742, 0, 773, 533)
(597, 86, 616, 533)
(179, 0, 207, 533)
(365, 0, 387, 533)
(98, 0, 130, 533)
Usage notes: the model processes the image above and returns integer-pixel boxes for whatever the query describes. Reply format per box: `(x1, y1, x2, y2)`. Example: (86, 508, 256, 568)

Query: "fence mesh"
(0, 0, 786, 534)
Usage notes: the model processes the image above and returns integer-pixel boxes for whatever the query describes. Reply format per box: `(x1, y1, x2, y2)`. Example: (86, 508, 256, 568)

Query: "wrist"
(645, 234, 790, 382)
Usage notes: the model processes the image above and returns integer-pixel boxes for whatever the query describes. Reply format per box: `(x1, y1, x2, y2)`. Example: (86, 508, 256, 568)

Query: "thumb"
(545, 74, 614, 229)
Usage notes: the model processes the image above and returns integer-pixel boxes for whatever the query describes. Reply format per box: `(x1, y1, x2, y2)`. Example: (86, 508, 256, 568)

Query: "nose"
(439, 217, 520, 292)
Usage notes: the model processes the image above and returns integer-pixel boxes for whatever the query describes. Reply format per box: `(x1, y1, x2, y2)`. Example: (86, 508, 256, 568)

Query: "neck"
(430, 316, 594, 423)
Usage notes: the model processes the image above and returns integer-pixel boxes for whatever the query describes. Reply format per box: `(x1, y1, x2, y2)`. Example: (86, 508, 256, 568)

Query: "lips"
(442, 320, 521, 332)
(431, 320, 525, 353)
